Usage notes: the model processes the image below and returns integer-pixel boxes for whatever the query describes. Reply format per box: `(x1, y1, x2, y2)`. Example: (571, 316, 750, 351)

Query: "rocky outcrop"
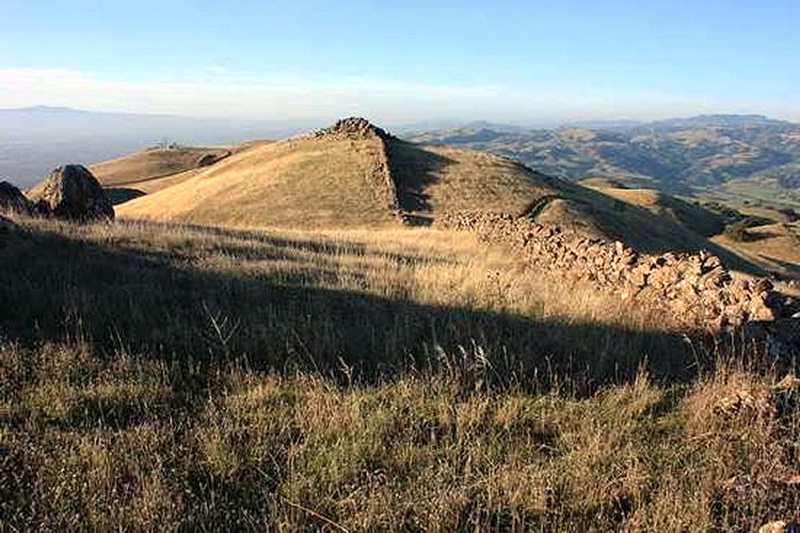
(0, 181, 33, 216)
(35, 165, 114, 221)
(314, 117, 394, 141)
(436, 212, 797, 334)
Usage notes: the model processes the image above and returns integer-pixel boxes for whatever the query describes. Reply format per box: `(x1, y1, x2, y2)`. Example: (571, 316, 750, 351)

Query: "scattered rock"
(35, 165, 114, 221)
(713, 388, 773, 418)
(0, 181, 33, 215)
(759, 520, 800, 533)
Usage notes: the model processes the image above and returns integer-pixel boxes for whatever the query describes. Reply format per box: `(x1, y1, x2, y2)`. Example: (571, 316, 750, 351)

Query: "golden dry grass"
(389, 142, 559, 217)
(90, 146, 234, 187)
(1, 216, 798, 530)
(118, 136, 400, 229)
(712, 222, 800, 277)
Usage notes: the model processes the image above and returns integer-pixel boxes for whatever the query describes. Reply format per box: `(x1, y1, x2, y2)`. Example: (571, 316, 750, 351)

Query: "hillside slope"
(580, 178, 725, 237)
(579, 178, 799, 276)
(119, 118, 574, 229)
(119, 121, 399, 229)
(89, 146, 232, 187)
(405, 114, 800, 208)
(114, 119, 755, 261)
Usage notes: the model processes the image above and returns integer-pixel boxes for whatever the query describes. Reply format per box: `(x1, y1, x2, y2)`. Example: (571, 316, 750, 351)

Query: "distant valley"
(0, 106, 314, 188)
(405, 114, 800, 209)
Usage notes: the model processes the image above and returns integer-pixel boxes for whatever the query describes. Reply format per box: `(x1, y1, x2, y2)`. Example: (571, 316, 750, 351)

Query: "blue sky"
(1, 0, 799, 123)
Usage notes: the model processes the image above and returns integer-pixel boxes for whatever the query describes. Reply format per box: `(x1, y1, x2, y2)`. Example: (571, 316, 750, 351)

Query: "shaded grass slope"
(0, 218, 688, 383)
(2, 218, 798, 531)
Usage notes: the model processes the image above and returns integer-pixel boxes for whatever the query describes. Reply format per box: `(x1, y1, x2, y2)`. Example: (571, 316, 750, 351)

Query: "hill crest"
(111, 118, 760, 263)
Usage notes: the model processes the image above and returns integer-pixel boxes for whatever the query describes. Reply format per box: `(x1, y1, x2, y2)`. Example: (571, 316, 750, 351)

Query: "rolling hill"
(405, 114, 800, 209)
(25, 144, 247, 204)
(580, 177, 800, 277)
(107, 118, 755, 262)
(117, 117, 568, 229)
(6, 117, 800, 531)
(89, 145, 233, 187)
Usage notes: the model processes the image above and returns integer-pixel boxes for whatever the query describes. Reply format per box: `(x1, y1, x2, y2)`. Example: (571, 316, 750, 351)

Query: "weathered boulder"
(0, 181, 33, 215)
(35, 165, 114, 221)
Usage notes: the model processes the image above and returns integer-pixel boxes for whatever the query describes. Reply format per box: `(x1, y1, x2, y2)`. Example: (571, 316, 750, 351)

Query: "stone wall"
(315, 117, 402, 218)
(435, 211, 797, 332)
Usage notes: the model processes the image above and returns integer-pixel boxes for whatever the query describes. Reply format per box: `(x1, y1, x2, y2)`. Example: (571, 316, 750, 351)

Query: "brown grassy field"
(118, 136, 400, 229)
(2, 215, 798, 531)
(712, 221, 800, 278)
(89, 146, 234, 188)
(106, 131, 751, 266)
(581, 181, 725, 237)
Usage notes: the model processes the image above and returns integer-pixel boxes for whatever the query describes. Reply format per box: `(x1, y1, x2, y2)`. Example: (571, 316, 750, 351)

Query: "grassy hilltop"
(2, 120, 800, 530)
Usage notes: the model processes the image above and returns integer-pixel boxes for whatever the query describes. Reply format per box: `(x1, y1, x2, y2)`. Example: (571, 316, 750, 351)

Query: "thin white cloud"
(0, 68, 797, 123)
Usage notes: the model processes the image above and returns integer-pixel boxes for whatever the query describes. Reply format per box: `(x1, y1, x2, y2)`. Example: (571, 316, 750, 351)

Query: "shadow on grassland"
(0, 221, 700, 391)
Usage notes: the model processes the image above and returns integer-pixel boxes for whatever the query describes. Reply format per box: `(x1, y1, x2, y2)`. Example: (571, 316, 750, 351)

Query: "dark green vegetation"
(406, 114, 800, 208)
(2, 217, 799, 530)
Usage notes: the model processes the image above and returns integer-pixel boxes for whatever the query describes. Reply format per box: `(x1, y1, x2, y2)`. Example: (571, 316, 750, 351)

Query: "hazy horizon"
(1, 103, 798, 131)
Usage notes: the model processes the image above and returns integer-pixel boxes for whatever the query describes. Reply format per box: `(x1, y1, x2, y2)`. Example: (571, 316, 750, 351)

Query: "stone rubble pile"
(436, 211, 798, 332)
(313, 117, 394, 141)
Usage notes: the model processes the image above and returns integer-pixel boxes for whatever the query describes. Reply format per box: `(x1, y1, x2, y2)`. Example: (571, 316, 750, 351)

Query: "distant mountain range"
(405, 114, 800, 208)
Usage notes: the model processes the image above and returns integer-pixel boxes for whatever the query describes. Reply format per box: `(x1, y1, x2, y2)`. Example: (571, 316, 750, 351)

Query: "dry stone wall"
(315, 117, 402, 217)
(436, 212, 798, 333)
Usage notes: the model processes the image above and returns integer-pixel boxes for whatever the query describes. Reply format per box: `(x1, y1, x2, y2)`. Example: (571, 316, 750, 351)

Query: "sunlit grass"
(1, 216, 797, 530)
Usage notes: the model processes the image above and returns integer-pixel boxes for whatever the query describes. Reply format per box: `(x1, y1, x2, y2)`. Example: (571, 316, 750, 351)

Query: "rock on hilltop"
(314, 117, 394, 141)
